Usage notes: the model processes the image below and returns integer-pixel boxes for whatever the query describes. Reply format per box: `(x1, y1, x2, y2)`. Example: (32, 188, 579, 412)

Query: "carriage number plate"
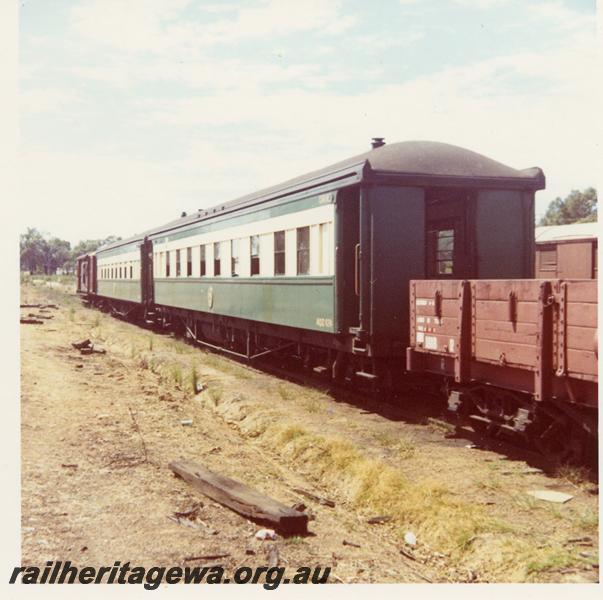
(316, 317, 333, 328)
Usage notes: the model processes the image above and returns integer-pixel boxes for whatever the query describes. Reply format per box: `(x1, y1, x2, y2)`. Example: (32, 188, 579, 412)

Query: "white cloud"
(71, 0, 191, 54)
(355, 31, 424, 50)
(19, 0, 599, 243)
(526, 1, 594, 32)
(129, 33, 598, 213)
(70, 0, 354, 55)
(65, 55, 360, 93)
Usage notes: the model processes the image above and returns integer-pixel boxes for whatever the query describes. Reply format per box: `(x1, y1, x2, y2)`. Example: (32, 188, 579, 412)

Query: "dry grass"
(277, 384, 293, 402)
(374, 431, 416, 459)
(268, 423, 493, 556)
(555, 464, 593, 487)
(207, 385, 223, 406)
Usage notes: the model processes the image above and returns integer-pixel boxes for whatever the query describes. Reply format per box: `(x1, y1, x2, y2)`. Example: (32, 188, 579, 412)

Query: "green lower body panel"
(97, 280, 142, 303)
(154, 277, 335, 333)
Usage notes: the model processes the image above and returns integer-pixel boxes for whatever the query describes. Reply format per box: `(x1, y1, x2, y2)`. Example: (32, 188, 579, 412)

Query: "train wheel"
(464, 386, 532, 442)
(531, 411, 589, 466)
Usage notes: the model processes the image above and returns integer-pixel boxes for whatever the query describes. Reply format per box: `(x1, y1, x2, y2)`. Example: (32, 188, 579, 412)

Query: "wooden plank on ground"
(169, 459, 308, 535)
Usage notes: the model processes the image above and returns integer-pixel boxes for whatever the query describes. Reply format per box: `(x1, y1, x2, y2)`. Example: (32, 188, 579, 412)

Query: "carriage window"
(200, 245, 206, 276)
(130, 265, 133, 279)
(427, 227, 455, 276)
(214, 242, 221, 276)
(297, 226, 310, 275)
(166, 251, 170, 277)
(250, 235, 260, 276)
(231, 239, 240, 276)
(274, 231, 285, 276)
(186, 247, 192, 277)
(176, 249, 181, 277)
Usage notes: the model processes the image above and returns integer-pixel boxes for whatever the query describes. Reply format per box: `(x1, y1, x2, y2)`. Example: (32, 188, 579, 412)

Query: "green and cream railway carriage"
(78, 139, 545, 383)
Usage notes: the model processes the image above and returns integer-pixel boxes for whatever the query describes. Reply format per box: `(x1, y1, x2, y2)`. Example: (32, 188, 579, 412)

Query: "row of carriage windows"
(100, 264, 135, 279)
(158, 225, 323, 278)
(99, 224, 328, 280)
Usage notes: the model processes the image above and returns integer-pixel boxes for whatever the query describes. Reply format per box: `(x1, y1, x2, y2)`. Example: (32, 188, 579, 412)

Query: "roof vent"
(371, 137, 385, 149)
(181, 211, 187, 218)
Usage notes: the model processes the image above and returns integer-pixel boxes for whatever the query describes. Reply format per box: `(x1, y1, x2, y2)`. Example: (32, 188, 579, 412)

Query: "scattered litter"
(209, 446, 221, 454)
(245, 548, 256, 556)
(80, 347, 94, 355)
(173, 504, 202, 520)
(292, 487, 335, 507)
(194, 382, 205, 394)
(167, 515, 200, 529)
(522, 467, 543, 475)
(92, 345, 107, 354)
(404, 531, 417, 546)
(184, 553, 230, 562)
(267, 544, 279, 568)
(21, 318, 44, 325)
(399, 548, 416, 561)
(367, 515, 392, 525)
(75, 364, 83, 369)
(342, 539, 361, 548)
(255, 529, 277, 541)
(71, 339, 92, 350)
(21, 303, 57, 309)
(181, 419, 193, 426)
(527, 490, 573, 504)
(61, 464, 78, 469)
(292, 502, 307, 513)
(465, 444, 477, 449)
(565, 536, 592, 546)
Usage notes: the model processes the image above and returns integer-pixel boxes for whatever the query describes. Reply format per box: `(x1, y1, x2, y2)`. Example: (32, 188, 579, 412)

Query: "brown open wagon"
(406, 278, 597, 462)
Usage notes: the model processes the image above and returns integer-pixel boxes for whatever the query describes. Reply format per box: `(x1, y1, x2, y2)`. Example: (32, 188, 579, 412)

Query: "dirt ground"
(20, 281, 599, 584)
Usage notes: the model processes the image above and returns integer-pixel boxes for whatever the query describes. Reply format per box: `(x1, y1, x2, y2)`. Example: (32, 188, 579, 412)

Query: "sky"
(19, 0, 600, 246)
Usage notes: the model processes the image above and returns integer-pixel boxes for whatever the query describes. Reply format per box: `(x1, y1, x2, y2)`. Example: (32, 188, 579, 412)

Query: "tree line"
(20, 228, 121, 275)
(20, 188, 597, 275)
(538, 187, 597, 226)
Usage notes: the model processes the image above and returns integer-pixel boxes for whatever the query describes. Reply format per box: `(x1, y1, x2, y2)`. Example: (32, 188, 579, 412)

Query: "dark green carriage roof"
(97, 140, 545, 254)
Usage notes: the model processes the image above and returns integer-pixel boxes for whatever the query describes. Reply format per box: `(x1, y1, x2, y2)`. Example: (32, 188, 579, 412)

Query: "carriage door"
(140, 238, 154, 306)
(425, 189, 476, 279)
